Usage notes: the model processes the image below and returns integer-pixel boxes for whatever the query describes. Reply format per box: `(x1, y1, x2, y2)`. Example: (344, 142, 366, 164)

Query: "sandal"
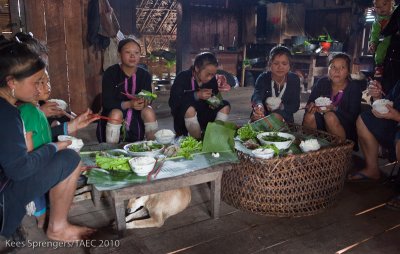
(347, 172, 380, 182)
(386, 195, 400, 211)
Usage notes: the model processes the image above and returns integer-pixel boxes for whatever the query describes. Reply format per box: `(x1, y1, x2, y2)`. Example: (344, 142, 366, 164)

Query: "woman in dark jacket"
(169, 52, 230, 138)
(97, 38, 158, 143)
(251, 46, 300, 123)
(303, 53, 361, 141)
(0, 39, 95, 240)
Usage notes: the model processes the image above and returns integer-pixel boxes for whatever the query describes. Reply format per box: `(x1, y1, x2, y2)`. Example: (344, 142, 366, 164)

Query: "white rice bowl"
(314, 97, 332, 109)
(372, 99, 393, 114)
(299, 139, 320, 152)
(266, 97, 282, 110)
(129, 156, 156, 176)
(155, 129, 176, 144)
(48, 99, 68, 111)
(57, 135, 84, 152)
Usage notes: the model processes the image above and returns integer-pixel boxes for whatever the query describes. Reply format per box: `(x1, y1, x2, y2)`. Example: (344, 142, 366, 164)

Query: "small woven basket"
(222, 124, 354, 217)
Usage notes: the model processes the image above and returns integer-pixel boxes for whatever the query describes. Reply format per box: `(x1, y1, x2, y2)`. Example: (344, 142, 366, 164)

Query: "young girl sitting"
(18, 71, 53, 228)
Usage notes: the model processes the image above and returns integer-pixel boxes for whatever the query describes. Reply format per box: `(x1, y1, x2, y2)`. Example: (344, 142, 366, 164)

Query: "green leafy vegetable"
(177, 136, 202, 159)
(237, 124, 258, 141)
(137, 89, 157, 100)
(95, 154, 131, 171)
(260, 144, 280, 155)
(262, 133, 291, 142)
(128, 141, 163, 152)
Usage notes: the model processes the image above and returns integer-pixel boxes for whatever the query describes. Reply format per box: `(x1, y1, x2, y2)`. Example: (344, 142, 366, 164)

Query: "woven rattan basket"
(222, 124, 354, 217)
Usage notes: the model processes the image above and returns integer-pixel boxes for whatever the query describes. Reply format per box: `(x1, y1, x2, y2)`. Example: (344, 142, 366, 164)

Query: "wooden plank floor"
(2, 179, 399, 254)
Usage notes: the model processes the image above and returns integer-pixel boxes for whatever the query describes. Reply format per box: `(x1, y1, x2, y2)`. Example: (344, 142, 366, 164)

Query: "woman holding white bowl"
(303, 53, 361, 141)
(251, 46, 301, 123)
(349, 80, 400, 181)
(0, 39, 95, 241)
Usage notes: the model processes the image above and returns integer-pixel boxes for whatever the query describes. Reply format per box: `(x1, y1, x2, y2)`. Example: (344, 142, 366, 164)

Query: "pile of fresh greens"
(177, 136, 202, 159)
(95, 154, 131, 171)
(137, 90, 157, 101)
(237, 124, 258, 141)
(128, 141, 163, 152)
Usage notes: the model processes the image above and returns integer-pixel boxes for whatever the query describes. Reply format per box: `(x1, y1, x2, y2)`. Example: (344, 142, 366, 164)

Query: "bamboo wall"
(22, 0, 103, 114)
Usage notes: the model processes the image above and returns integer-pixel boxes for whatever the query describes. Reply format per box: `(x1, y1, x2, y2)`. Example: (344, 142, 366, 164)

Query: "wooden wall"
(21, 0, 103, 114)
(303, 0, 352, 43)
(109, 0, 137, 35)
(190, 8, 238, 52)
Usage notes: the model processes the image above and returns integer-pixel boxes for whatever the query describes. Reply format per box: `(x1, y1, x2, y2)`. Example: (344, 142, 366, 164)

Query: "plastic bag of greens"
(206, 93, 223, 108)
(136, 89, 157, 101)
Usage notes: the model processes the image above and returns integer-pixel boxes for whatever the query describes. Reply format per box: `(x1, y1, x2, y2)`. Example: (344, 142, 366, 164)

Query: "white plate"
(123, 141, 164, 157)
(256, 132, 295, 150)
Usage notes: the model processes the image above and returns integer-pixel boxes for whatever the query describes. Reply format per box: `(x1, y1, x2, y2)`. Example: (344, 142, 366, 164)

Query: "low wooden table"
(91, 163, 231, 237)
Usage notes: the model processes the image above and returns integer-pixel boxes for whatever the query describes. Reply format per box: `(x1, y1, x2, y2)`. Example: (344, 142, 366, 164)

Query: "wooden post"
(176, 0, 191, 73)
(240, 45, 247, 87)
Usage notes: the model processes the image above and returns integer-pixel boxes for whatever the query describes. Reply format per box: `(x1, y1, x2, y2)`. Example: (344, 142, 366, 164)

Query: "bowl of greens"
(124, 141, 164, 157)
(256, 132, 295, 150)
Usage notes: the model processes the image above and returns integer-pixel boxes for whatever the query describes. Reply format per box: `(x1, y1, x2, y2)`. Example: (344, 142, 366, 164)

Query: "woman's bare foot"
(47, 223, 96, 242)
(347, 168, 381, 181)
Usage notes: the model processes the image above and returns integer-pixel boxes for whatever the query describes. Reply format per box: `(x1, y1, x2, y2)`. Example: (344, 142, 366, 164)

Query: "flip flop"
(347, 172, 379, 182)
(386, 195, 400, 211)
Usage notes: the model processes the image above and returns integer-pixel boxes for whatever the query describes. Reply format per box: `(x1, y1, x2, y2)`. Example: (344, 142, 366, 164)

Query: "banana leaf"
(84, 150, 238, 191)
(202, 120, 236, 153)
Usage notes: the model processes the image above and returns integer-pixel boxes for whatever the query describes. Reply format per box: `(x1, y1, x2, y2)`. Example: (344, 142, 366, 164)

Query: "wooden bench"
(91, 163, 231, 237)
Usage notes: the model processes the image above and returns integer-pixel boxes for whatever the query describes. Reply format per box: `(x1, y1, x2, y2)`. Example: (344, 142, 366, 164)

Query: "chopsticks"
(146, 159, 165, 181)
(147, 158, 158, 181)
(62, 110, 76, 120)
(121, 92, 141, 100)
(153, 161, 165, 179)
(89, 114, 124, 124)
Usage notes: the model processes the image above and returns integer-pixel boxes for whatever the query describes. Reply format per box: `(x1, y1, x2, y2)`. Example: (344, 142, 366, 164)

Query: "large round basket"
(222, 124, 354, 217)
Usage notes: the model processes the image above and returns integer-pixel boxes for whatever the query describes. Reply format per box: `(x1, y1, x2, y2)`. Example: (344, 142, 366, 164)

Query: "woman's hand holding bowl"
(197, 88, 213, 100)
(372, 104, 400, 121)
(306, 102, 318, 114)
(55, 140, 72, 151)
(40, 101, 64, 117)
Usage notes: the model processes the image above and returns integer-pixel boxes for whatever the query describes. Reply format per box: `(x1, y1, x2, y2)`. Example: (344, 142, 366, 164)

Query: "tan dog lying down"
(125, 187, 191, 229)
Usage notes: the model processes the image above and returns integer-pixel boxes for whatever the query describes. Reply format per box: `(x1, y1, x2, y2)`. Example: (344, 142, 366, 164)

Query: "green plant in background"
(165, 58, 176, 81)
(148, 53, 157, 62)
(165, 59, 176, 69)
(243, 58, 251, 68)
